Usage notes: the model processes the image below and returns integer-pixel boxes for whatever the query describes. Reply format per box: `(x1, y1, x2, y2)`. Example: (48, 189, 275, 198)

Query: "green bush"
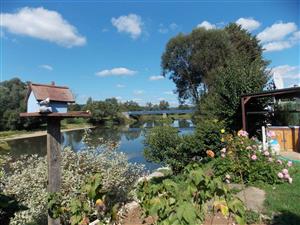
(137, 164, 246, 225)
(144, 119, 226, 173)
(213, 131, 294, 185)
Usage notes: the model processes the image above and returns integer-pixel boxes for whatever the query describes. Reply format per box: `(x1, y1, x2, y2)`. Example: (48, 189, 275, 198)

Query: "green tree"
(159, 100, 169, 110)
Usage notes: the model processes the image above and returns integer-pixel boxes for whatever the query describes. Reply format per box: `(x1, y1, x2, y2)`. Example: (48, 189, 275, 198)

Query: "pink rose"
(267, 131, 276, 138)
(288, 177, 293, 184)
(251, 155, 257, 160)
(264, 151, 270, 156)
(277, 172, 284, 179)
(268, 157, 273, 162)
(246, 146, 252, 150)
(284, 173, 290, 179)
(276, 159, 282, 165)
(221, 153, 226, 158)
(282, 169, 289, 175)
(238, 130, 248, 137)
(287, 161, 293, 167)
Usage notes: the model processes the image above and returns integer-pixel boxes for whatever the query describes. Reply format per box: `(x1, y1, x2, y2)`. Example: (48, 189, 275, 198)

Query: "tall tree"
(159, 100, 170, 110)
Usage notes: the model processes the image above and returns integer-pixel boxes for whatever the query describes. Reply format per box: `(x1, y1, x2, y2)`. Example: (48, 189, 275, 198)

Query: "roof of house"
(26, 83, 75, 103)
(241, 86, 300, 99)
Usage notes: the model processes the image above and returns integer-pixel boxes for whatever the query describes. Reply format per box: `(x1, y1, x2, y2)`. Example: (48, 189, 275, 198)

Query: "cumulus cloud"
(236, 17, 260, 31)
(272, 65, 299, 88)
(197, 21, 216, 30)
(116, 84, 125, 88)
(0, 7, 86, 47)
(96, 67, 136, 77)
(149, 75, 164, 81)
(111, 14, 143, 39)
(39, 64, 53, 71)
(263, 41, 293, 52)
(257, 22, 297, 43)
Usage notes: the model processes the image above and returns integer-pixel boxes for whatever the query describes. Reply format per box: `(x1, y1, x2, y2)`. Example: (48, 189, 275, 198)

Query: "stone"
(236, 186, 266, 212)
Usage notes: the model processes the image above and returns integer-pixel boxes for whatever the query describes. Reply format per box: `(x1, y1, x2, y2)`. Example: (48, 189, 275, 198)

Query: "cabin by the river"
(25, 82, 75, 113)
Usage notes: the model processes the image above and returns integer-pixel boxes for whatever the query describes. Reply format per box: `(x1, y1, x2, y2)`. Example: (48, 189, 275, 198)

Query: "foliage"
(213, 131, 294, 185)
(158, 100, 169, 110)
(161, 23, 269, 104)
(144, 120, 225, 173)
(137, 164, 246, 225)
(198, 52, 271, 131)
(2, 147, 144, 225)
(0, 78, 45, 131)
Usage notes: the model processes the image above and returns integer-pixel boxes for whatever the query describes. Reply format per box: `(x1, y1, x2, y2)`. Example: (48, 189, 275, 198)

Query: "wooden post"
(47, 118, 61, 225)
(241, 97, 246, 131)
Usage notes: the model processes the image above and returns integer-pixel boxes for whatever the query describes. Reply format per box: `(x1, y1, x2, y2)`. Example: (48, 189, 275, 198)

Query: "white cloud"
(263, 41, 293, 52)
(272, 65, 300, 88)
(116, 84, 125, 88)
(39, 64, 53, 71)
(0, 7, 86, 47)
(115, 96, 122, 100)
(96, 67, 136, 77)
(197, 21, 216, 30)
(111, 14, 143, 39)
(236, 17, 260, 31)
(133, 90, 144, 95)
(257, 22, 297, 43)
(149, 75, 164, 81)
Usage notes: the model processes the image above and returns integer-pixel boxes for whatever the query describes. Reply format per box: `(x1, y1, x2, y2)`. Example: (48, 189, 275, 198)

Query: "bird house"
(25, 82, 75, 113)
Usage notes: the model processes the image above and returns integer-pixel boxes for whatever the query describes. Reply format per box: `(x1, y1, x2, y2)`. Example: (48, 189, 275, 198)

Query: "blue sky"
(1, 1, 299, 106)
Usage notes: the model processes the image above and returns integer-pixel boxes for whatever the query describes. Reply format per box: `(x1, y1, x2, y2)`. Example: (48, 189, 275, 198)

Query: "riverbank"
(0, 123, 95, 141)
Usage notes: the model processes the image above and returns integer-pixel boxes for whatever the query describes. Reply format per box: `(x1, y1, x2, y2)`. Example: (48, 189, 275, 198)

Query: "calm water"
(7, 119, 194, 171)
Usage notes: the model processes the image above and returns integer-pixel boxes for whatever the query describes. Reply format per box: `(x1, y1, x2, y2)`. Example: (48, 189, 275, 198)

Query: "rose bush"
(213, 130, 293, 185)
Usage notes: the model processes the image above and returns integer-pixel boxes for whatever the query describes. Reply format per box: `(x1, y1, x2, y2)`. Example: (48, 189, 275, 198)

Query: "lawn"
(262, 163, 300, 225)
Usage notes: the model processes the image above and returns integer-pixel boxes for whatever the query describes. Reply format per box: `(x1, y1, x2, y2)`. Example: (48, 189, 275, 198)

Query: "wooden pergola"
(241, 87, 300, 131)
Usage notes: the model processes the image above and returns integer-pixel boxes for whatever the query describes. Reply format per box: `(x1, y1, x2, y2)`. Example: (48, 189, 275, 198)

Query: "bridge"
(122, 109, 194, 119)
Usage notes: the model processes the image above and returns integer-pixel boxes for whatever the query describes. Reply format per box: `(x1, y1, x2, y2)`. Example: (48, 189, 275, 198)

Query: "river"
(7, 119, 194, 171)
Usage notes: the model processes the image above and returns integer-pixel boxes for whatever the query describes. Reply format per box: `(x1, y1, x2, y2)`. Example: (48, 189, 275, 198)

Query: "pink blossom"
(283, 173, 290, 179)
(267, 131, 276, 138)
(238, 130, 248, 137)
(282, 169, 289, 175)
(225, 174, 231, 179)
(268, 157, 273, 162)
(276, 159, 283, 165)
(221, 153, 226, 158)
(251, 155, 257, 160)
(287, 161, 293, 167)
(221, 148, 226, 153)
(288, 177, 293, 184)
(264, 151, 270, 156)
(277, 172, 284, 179)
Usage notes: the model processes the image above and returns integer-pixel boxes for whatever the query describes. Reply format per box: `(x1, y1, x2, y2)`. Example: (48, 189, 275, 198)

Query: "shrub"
(213, 130, 294, 185)
(137, 164, 246, 225)
(2, 148, 144, 225)
(143, 119, 226, 173)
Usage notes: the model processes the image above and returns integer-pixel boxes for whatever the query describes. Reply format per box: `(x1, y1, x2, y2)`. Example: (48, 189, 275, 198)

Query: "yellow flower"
(206, 150, 215, 158)
(221, 129, 225, 134)
(96, 199, 104, 206)
(221, 138, 225, 142)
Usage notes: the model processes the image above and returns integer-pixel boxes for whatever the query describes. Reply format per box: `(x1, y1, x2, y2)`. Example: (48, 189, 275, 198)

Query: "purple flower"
(287, 161, 293, 167)
(277, 172, 284, 179)
(251, 155, 257, 160)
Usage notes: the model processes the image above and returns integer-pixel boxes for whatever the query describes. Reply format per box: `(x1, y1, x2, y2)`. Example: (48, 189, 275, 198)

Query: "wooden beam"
(20, 111, 91, 118)
(47, 118, 61, 225)
(241, 97, 247, 131)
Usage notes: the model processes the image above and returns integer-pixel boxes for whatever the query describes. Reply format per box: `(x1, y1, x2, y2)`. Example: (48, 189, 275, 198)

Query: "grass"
(0, 130, 28, 138)
(262, 163, 300, 225)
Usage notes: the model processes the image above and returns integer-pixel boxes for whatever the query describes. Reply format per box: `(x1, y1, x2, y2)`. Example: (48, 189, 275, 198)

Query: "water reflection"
(7, 119, 194, 170)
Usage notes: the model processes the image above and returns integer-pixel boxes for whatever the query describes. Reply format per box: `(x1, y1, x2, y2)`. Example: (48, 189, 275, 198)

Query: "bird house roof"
(26, 82, 75, 103)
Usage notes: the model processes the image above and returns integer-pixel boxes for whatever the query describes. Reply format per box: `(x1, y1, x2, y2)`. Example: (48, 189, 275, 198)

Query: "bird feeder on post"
(20, 82, 91, 225)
